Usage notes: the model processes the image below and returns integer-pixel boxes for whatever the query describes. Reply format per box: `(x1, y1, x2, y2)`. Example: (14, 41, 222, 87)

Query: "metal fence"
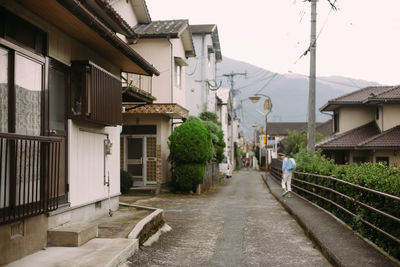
(0, 133, 61, 225)
(270, 158, 400, 246)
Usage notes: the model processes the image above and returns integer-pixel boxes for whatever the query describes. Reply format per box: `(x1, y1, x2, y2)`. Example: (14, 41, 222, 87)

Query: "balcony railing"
(0, 133, 61, 225)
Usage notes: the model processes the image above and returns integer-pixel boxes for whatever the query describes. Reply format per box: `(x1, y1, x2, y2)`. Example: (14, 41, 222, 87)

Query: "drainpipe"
(201, 33, 206, 111)
(168, 38, 174, 136)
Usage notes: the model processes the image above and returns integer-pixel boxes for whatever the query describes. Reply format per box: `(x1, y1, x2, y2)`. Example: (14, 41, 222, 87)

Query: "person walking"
(279, 152, 295, 197)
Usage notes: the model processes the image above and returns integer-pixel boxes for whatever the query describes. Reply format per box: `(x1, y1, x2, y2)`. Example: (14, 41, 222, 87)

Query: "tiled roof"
(359, 125, 400, 148)
(321, 85, 400, 111)
(133, 20, 189, 38)
(329, 86, 392, 103)
(190, 24, 216, 34)
(368, 85, 400, 100)
(316, 122, 381, 149)
(123, 103, 188, 119)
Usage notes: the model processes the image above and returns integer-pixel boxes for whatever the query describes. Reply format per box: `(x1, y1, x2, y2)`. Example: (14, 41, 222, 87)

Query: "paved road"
(125, 170, 331, 266)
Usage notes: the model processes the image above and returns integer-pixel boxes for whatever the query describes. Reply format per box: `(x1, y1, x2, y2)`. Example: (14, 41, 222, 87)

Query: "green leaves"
(294, 150, 400, 259)
(168, 121, 212, 164)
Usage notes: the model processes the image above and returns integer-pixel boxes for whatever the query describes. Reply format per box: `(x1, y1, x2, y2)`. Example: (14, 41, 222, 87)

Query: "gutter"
(57, 0, 160, 76)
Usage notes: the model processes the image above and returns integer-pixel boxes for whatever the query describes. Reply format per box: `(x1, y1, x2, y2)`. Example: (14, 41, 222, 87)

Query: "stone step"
(129, 186, 160, 195)
(47, 223, 98, 247)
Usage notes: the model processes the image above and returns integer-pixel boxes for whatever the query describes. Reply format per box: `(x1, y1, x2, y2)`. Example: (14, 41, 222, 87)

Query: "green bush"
(173, 163, 204, 191)
(168, 121, 212, 164)
(292, 150, 400, 259)
(120, 169, 132, 194)
(186, 115, 225, 163)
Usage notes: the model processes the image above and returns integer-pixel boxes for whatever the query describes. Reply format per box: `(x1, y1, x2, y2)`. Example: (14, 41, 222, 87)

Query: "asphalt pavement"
(124, 169, 330, 266)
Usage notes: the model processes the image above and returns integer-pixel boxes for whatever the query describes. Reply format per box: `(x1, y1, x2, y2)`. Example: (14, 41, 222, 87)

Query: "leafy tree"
(199, 111, 219, 124)
(283, 130, 326, 157)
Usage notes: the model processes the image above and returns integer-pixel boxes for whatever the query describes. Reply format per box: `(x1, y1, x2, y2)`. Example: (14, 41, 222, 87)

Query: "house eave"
(16, 0, 159, 76)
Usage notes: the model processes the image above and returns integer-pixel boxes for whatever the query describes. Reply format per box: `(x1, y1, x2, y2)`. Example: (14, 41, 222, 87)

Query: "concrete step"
(7, 238, 139, 267)
(129, 186, 160, 195)
(47, 223, 98, 247)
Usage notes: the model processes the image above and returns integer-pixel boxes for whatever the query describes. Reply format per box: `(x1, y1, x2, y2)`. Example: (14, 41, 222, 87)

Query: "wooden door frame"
(124, 134, 157, 186)
(46, 57, 69, 204)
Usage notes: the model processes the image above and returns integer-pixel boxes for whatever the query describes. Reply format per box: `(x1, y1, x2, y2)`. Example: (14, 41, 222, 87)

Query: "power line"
(294, 0, 337, 65)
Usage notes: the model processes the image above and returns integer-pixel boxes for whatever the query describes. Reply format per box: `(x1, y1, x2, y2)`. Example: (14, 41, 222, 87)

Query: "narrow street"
(125, 170, 330, 266)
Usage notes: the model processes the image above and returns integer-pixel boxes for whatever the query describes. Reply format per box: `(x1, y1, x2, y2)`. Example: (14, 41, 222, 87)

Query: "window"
(376, 107, 380, 120)
(0, 6, 46, 55)
(174, 57, 187, 89)
(333, 111, 339, 133)
(70, 61, 122, 126)
(353, 157, 367, 165)
(376, 157, 389, 165)
(15, 54, 42, 136)
(175, 63, 181, 88)
(0, 47, 8, 133)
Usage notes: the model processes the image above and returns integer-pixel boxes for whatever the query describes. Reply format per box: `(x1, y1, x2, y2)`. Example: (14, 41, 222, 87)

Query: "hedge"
(173, 163, 204, 191)
(293, 149, 400, 259)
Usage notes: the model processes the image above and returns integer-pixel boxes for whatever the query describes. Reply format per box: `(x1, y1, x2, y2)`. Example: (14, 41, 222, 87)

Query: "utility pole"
(223, 72, 247, 169)
(307, 0, 317, 152)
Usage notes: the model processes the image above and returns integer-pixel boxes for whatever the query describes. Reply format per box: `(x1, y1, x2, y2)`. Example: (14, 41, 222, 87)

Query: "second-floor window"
(333, 111, 339, 133)
(175, 63, 181, 88)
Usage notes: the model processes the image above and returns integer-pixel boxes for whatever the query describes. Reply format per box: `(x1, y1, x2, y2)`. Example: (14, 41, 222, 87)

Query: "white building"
(186, 24, 222, 116)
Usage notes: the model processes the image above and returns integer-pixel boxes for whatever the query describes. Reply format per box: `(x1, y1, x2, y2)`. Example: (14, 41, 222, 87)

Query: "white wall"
(186, 33, 218, 116)
(131, 39, 172, 103)
(68, 121, 120, 207)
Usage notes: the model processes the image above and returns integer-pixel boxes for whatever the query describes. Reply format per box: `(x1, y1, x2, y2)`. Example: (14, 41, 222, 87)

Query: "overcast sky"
(146, 0, 400, 85)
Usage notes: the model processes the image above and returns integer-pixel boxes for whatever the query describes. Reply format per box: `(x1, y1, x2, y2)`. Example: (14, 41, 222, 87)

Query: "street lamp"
(248, 93, 272, 173)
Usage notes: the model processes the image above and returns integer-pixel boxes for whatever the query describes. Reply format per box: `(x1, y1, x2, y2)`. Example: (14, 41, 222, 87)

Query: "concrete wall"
(122, 114, 172, 184)
(338, 106, 374, 134)
(382, 104, 400, 131)
(0, 215, 47, 265)
(171, 38, 187, 108)
(186, 33, 218, 116)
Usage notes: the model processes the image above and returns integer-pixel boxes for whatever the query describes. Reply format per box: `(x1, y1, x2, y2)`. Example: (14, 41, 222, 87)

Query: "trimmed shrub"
(120, 169, 132, 194)
(173, 163, 205, 191)
(168, 121, 212, 164)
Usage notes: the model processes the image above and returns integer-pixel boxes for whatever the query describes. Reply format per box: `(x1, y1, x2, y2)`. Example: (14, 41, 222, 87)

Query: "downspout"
(168, 38, 174, 136)
(201, 33, 206, 111)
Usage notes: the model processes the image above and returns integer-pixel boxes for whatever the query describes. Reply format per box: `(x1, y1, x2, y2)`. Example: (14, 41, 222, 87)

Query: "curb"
(120, 203, 167, 246)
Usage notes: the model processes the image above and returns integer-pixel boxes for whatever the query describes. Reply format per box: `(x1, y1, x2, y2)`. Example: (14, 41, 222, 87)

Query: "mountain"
(216, 57, 380, 139)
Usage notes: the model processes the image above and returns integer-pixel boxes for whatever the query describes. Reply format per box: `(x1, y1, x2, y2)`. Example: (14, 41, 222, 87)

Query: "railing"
(270, 158, 400, 250)
(0, 133, 61, 225)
